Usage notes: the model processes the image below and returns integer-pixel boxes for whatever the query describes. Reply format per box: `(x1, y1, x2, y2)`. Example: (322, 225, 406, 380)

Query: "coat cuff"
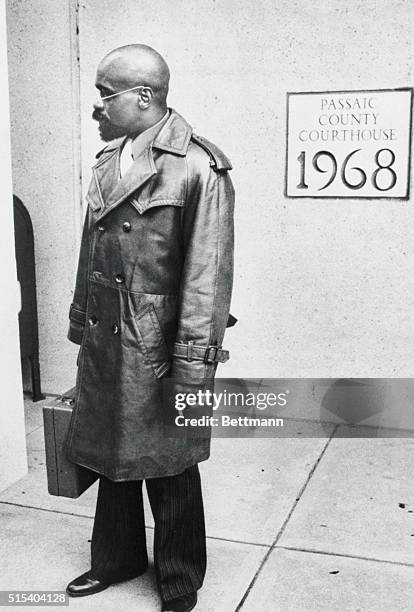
(170, 353, 216, 384)
(67, 303, 86, 345)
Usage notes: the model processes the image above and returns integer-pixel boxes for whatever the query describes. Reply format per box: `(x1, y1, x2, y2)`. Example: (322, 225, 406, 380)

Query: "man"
(64, 44, 235, 612)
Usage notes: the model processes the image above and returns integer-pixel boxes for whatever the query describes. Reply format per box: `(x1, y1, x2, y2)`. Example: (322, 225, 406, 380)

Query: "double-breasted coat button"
(88, 315, 98, 326)
(115, 274, 125, 284)
(97, 225, 105, 233)
(122, 221, 131, 232)
(112, 324, 119, 334)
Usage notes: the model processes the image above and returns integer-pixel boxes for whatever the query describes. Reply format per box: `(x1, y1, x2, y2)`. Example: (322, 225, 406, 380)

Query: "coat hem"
(65, 451, 210, 481)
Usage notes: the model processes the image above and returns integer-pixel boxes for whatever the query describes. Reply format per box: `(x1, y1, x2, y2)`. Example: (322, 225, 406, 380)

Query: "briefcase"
(42, 388, 99, 498)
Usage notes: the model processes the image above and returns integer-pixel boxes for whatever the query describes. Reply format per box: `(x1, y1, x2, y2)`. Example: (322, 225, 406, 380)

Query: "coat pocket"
(134, 303, 171, 378)
(130, 197, 184, 215)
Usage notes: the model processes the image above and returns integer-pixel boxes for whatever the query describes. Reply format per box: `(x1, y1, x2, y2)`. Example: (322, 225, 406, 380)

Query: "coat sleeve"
(68, 207, 91, 346)
(170, 143, 235, 383)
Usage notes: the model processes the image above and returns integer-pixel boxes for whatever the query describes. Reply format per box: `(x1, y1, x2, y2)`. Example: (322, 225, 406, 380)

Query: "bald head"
(93, 44, 170, 140)
(98, 44, 170, 108)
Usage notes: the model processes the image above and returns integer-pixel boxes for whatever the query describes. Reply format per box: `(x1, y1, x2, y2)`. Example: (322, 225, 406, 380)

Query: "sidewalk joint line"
(234, 425, 339, 611)
(275, 545, 414, 569)
(0, 500, 270, 549)
(272, 425, 339, 542)
(0, 500, 94, 520)
(204, 534, 269, 548)
(26, 424, 44, 437)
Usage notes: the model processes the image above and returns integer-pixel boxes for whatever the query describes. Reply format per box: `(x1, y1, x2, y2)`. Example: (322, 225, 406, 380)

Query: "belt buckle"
(204, 345, 219, 364)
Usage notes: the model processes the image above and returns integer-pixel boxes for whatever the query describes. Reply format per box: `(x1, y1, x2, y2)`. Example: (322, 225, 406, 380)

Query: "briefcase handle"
(58, 387, 76, 406)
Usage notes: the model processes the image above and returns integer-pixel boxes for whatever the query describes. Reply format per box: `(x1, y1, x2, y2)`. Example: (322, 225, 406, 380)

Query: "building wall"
(78, 0, 414, 378)
(1, 0, 27, 490)
(6, 1, 414, 401)
(6, 0, 81, 392)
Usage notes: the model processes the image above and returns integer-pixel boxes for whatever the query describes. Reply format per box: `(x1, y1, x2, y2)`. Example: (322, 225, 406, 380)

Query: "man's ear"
(137, 86, 153, 109)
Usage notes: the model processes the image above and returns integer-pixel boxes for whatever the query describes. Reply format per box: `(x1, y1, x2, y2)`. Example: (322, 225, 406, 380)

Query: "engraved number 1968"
(296, 148, 397, 192)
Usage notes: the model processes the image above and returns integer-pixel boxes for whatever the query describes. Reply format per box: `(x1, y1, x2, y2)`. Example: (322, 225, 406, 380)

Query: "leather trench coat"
(64, 109, 235, 481)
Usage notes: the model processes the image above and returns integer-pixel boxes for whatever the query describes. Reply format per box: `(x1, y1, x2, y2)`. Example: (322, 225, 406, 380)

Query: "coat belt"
(69, 303, 87, 325)
(173, 341, 229, 364)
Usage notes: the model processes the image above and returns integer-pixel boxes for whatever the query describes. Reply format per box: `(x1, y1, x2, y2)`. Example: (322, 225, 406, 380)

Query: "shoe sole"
(66, 582, 109, 597)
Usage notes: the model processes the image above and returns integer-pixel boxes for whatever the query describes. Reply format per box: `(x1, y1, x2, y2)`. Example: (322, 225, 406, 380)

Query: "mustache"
(92, 109, 128, 142)
(92, 109, 107, 122)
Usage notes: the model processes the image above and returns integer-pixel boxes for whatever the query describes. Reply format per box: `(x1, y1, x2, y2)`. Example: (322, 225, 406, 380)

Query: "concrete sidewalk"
(1, 397, 413, 611)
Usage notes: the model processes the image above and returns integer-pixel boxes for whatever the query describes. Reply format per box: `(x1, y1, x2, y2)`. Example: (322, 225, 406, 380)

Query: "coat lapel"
(97, 146, 157, 220)
(86, 148, 119, 212)
(89, 110, 192, 220)
(85, 171, 105, 212)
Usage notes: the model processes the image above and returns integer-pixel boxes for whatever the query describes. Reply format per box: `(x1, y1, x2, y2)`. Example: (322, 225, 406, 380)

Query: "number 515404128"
(296, 148, 397, 191)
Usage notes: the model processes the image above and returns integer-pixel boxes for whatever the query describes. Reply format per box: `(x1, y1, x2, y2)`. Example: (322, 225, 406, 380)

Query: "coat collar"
(88, 109, 192, 217)
(152, 109, 192, 155)
(130, 109, 169, 161)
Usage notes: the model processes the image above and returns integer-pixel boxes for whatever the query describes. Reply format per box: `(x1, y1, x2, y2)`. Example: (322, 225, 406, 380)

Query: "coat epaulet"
(95, 137, 125, 159)
(191, 133, 232, 171)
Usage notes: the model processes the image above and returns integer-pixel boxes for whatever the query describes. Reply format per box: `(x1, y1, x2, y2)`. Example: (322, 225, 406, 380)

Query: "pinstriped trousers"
(90, 464, 206, 601)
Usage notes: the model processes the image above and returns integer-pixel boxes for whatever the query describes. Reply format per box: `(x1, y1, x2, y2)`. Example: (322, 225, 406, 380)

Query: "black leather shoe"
(66, 570, 110, 597)
(161, 591, 197, 612)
